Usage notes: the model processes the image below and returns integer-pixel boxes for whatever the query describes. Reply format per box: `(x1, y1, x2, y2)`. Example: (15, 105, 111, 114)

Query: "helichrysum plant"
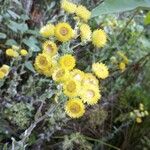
(31, 0, 109, 119)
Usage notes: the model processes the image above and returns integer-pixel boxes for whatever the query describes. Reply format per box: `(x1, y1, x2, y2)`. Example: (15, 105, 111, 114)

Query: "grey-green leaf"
(0, 32, 6, 39)
(24, 61, 36, 73)
(22, 36, 40, 52)
(92, 0, 150, 17)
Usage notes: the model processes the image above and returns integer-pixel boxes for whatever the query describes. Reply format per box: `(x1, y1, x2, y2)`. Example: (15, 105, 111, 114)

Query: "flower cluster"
(130, 103, 149, 123)
(0, 64, 10, 79)
(117, 51, 129, 72)
(5, 45, 28, 58)
(34, 1, 110, 118)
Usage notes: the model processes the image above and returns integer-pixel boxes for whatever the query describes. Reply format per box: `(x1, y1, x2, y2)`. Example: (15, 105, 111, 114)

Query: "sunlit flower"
(43, 41, 58, 57)
(59, 54, 76, 71)
(52, 68, 69, 82)
(6, 48, 19, 57)
(92, 29, 107, 48)
(34, 53, 50, 72)
(80, 23, 91, 42)
(136, 117, 142, 123)
(80, 84, 101, 105)
(82, 73, 99, 86)
(42, 63, 54, 77)
(20, 49, 28, 56)
(55, 22, 74, 42)
(40, 24, 55, 37)
(71, 69, 84, 82)
(65, 98, 85, 118)
(92, 62, 109, 79)
(61, 0, 77, 14)
(0, 65, 10, 76)
(119, 62, 126, 72)
(0, 71, 5, 79)
(63, 79, 80, 97)
(75, 5, 91, 22)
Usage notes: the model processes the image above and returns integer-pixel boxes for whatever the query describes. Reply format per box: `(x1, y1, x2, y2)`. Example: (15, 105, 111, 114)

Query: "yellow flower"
(42, 63, 54, 77)
(65, 98, 85, 118)
(71, 69, 84, 82)
(42, 41, 58, 57)
(52, 68, 69, 82)
(92, 29, 107, 48)
(6, 48, 19, 57)
(59, 54, 76, 71)
(117, 51, 129, 64)
(82, 73, 99, 87)
(0, 71, 5, 79)
(144, 110, 149, 116)
(75, 5, 91, 22)
(80, 84, 101, 105)
(34, 53, 50, 71)
(40, 24, 55, 38)
(119, 62, 126, 72)
(55, 22, 74, 42)
(0, 65, 10, 76)
(20, 49, 28, 56)
(80, 23, 91, 42)
(63, 79, 80, 97)
(61, 0, 77, 14)
(92, 63, 109, 79)
(136, 117, 142, 123)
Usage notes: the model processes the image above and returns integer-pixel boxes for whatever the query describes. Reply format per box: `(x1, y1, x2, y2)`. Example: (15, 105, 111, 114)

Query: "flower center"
(74, 74, 81, 81)
(87, 90, 95, 98)
(56, 69, 65, 78)
(67, 81, 76, 92)
(70, 103, 80, 113)
(60, 27, 68, 36)
(39, 57, 48, 66)
(46, 44, 53, 53)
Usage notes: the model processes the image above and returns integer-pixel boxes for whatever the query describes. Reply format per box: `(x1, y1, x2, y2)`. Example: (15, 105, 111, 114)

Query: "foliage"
(0, 0, 150, 150)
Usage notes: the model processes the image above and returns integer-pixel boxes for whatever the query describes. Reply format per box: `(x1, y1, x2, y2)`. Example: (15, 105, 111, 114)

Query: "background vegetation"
(0, 0, 150, 149)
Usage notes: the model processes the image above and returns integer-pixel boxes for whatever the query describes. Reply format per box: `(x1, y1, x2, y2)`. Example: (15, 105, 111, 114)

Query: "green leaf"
(22, 36, 40, 52)
(7, 20, 28, 33)
(7, 10, 20, 19)
(144, 11, 150, 25)
(24, 61, 36, 73)
(92, 0, 150, 17)
(0, 32, 6, 39)
(5, 39, 17, 46)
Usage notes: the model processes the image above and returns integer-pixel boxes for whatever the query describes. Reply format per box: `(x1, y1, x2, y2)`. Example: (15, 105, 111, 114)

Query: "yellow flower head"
(136, 117, 142, 123)
(55, 22, 74, 42)
(59, 54, 76, 71)
(119, 62, 126, 72)
(43, 41, 58, 57)
(61, 0, 77, 14)
(92, 29, 107, 48)
(20, 49, 28, 56)
(63, 79, 80, 97)
(42, 63, 54, 77)
(80, 23, 91, 42)
(52, 68, 69, 82)
(6, 48, 19, 57)
(65, 98, 85, 118)
(71, 69, 84, 82)
(82, 73, 99, 87)
(0, 65, 10, 76)
(80, 84, 101, 105)
(0, 71, 5, 79)
(117, 51, 129, 64)
(75, 5, 91, 22)
(34, 53, 50, 71)
(92, 63, 109, 79)
(40, 24, 55, 38)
